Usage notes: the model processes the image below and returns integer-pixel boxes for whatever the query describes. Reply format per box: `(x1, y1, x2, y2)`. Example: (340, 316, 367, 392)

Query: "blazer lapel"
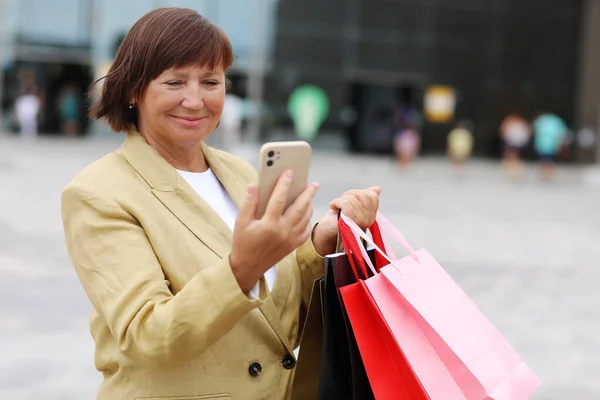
(152, 189, 232, 259)
(200, 141, 249, 210)
(119, 132, 231, 259)
(120, 132, 295, 355)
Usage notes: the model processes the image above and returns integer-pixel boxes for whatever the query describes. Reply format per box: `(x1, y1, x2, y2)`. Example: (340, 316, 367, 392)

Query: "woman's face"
(136, 64, 226, 149)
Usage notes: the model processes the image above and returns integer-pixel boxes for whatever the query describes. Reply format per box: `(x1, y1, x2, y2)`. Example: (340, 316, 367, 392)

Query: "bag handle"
(340, 212, 420, 273)
(375, 212, 419, 261)
(337, 215, 370, 280)
(334, 209, 390, 271)
(369, 219, 394, 272)
(335, 212, 344, 254)
(340, 213, 396, 274)
(336, 211, 393, 274)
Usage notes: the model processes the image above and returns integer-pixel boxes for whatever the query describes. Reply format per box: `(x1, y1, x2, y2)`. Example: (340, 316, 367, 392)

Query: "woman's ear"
(128, 90, 139, 106)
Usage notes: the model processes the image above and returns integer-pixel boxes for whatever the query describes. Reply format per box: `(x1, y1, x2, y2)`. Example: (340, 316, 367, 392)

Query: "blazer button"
(248, 362, 262, 377)
(281, 354, 296, 370)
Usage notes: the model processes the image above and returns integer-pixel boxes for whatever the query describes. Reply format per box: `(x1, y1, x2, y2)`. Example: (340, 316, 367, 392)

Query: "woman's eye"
(166, 81, 183, 87)
(204, 81, 219, 86)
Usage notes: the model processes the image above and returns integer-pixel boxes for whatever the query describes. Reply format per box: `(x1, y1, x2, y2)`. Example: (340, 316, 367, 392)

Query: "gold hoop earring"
(128, 102, 135, 109)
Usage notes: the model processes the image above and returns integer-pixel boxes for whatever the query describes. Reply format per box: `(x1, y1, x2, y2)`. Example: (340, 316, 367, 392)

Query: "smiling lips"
(172, 115, 206, 127)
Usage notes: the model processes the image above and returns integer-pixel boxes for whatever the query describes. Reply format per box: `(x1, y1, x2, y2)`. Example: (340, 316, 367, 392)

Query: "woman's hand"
(312, 187, 381, 257)
(229, 171, 319, 293)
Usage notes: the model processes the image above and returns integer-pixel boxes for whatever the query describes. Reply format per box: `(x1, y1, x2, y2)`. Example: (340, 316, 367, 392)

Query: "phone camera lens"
(266, 160, 274, 167)
(267, 151, 275, 158)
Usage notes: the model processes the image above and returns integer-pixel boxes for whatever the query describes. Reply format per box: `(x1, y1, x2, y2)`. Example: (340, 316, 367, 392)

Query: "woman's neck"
(141, 130, 208, 173)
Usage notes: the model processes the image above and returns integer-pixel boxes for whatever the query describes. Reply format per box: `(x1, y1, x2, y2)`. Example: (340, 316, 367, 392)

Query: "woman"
(61, 8, 380, 400)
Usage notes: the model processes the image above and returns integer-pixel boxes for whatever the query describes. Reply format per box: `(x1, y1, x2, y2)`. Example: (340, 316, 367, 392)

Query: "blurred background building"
(1, 0, 600, 163)
(0, 0, 278, 138)
(0, 0, 94, 136)
(269, 0, 591, 161)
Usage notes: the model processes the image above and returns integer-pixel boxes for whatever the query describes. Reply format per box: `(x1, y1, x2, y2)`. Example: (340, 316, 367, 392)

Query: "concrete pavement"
(1, 134, 599, 399)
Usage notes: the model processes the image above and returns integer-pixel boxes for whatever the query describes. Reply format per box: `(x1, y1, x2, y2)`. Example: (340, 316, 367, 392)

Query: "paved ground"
(1, 134, 599, 399)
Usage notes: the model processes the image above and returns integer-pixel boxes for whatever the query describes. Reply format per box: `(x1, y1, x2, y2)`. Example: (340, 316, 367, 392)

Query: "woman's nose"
(181, 85, 205, 110)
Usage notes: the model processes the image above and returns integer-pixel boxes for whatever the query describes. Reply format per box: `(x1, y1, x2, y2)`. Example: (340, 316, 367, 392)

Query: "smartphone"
(256, 141, 312, 219)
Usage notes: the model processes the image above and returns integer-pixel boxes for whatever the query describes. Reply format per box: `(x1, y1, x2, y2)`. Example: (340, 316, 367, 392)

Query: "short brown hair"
(90, 8, 233, 132)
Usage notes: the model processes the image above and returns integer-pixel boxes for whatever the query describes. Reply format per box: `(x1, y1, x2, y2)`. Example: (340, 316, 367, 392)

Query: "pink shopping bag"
(340, 212, 542, 400)
(336, 217, 430, 400)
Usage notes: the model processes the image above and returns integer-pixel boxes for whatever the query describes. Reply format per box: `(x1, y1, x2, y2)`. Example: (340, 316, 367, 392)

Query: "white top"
(177, 168, 276, 299)
(15, 94, 41, 118)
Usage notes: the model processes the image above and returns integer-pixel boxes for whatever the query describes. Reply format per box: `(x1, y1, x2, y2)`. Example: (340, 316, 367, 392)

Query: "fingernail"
(311, 182, 320, 190)
(284, 170, 293, 179)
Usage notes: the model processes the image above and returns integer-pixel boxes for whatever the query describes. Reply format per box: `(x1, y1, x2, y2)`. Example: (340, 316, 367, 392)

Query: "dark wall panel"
(270, 0, 582, 155)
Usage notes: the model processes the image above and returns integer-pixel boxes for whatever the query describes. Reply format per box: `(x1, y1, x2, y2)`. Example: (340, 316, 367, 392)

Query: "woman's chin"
(170, 128, 209, 146)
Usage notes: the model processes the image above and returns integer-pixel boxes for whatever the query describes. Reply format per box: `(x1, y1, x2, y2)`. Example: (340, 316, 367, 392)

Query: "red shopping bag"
(340, 212, 542, 400)
(336, 218, 429, 400)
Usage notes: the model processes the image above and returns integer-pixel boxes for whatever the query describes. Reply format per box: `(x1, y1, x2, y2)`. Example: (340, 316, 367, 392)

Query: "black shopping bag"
(318, 249, 377, 400)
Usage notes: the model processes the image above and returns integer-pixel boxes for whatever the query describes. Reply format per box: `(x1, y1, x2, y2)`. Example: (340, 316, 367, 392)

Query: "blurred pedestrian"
(57, 83, 82, 136)
(447, 120, 474, 172)
(392, 99, 422, 169)
(219, 92, 243, 151)
(14, 87, 41, 138)
(394, 124, 420, 169)
(532, 112, 568, 180)
(500, 113, 531, 179)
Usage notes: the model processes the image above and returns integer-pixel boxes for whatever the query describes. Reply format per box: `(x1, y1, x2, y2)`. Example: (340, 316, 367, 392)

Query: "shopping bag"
(291, 277, 324, 400)
(318, 246, 376, 400)
(336, 218, 429, 400)
(292, 216, 378, 400)
(341, 212, 542, 399)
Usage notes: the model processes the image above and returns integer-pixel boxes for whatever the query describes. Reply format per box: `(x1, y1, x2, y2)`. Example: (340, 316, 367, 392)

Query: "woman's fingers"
(264, 170, 293, 219)
(236, 184, 259, 227)
(284, 182, 319, 224)
(368, 186, 382, 195)
(327, 188, 380, 229)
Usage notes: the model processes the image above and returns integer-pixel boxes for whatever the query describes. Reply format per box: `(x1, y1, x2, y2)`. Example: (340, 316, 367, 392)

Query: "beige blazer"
(61, 132, 324, 400)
